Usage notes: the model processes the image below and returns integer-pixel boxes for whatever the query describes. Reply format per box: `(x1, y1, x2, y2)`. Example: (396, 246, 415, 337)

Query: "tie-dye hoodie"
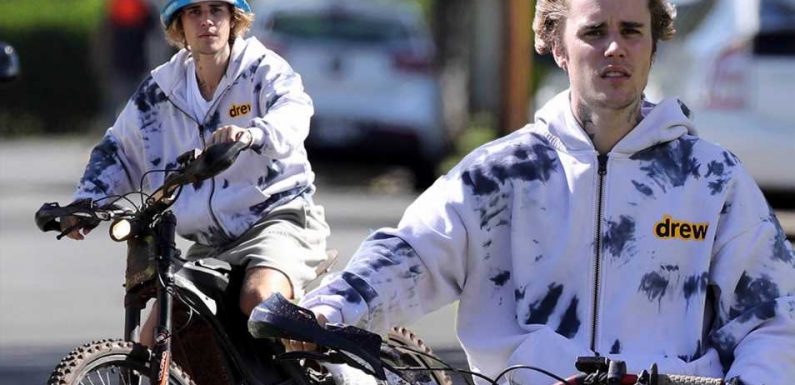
(301, 91, 795, 384)
(73, 36, 316, 246)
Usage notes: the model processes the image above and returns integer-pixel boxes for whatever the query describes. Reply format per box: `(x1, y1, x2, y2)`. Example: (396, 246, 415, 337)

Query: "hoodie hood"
(534, 90, 696, 156)
(150, 36, 268, 109)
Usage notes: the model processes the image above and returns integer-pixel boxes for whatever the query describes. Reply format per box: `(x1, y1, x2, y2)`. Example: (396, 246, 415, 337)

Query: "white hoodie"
(74, 37, 316, 246)
(302, 91, 795, 385)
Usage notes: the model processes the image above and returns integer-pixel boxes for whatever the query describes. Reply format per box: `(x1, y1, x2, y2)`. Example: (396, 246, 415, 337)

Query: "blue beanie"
(160, 0, 251, 27)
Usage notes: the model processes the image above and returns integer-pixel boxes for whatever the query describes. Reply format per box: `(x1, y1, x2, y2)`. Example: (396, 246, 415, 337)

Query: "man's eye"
(584, 30, 603, 37)
(624, 29, 642, 35)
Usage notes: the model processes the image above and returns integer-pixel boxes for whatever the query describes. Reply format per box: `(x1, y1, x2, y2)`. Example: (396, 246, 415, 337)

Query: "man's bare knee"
(140, 307, 158, 348)
(240, 267, 293, 315)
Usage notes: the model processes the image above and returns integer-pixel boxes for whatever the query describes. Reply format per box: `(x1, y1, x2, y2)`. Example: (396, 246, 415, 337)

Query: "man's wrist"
(309, 304, 343, 325)
(243, 128, 254, 149)
(244, 127, 264, 149)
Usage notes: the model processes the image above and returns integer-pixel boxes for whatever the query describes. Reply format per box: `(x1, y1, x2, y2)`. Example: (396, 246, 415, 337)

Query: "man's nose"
(604, 38, 626, 58)
(199, 11, 215, 26)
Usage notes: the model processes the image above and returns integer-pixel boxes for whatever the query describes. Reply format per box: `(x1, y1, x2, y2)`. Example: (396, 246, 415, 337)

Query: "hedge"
(0, 0, 104, 136)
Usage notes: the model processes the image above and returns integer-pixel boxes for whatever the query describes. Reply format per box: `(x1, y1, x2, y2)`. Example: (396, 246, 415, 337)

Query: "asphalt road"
(0, 138, 463, 384)
(1, 138, 792, 384)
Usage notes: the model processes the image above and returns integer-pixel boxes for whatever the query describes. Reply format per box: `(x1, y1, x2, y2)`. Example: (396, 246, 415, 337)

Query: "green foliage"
(410, 0, 433, 19)
(0, 0, 104, 32)
(0, 0, 105, 136)
(439, 113, 498, 174)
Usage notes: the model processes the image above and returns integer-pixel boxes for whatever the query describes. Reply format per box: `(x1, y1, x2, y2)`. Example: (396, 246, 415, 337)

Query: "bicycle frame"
(118, 209, 312, 385)
(119, 210, 178, 384)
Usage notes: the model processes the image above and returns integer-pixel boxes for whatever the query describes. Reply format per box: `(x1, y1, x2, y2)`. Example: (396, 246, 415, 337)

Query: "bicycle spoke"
(120, 368, 130, 385)
(86, 372, 98, 385)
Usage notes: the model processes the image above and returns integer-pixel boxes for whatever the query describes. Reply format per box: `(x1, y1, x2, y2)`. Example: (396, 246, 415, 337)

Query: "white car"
(535, 0, 795, 206)
(252, 0, 447, 189)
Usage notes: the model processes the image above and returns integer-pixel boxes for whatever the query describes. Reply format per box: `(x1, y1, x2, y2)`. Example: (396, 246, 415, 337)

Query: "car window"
(268, 12, 412, 45)
(671, 0, 716, 38)
(756, 0, 795, 55)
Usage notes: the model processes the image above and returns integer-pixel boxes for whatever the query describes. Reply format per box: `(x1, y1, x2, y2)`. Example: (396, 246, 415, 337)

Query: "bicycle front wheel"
(47, 339, 195, 385)
(384, 327, 453, 385)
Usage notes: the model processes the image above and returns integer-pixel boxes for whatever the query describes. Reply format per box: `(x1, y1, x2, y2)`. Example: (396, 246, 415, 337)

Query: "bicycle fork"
(150, 211, 178, 385)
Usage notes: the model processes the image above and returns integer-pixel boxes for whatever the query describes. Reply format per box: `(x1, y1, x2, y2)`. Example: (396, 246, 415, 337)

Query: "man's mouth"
(600, 67, 631, 78)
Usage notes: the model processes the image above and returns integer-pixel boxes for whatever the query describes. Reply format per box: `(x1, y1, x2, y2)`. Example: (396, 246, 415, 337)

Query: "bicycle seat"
(175, 258, 232, 298)
(248, 293, 387, 380)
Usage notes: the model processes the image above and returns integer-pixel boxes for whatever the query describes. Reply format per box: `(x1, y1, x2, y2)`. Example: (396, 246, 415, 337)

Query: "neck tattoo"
(576, 103, 597, 139)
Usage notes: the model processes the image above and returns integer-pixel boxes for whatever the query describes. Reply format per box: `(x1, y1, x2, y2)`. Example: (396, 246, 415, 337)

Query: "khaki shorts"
(185, 195, 330, 297)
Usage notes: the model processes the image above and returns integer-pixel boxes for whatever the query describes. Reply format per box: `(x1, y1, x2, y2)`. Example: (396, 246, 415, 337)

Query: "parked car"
(252, 0, 447, 190)
(534, 0, 795, 206)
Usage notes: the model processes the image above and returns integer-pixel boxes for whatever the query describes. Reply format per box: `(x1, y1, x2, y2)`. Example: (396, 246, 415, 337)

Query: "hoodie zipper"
(591, 154, 608, 352)
(200, 81, 238, 243)
(166, 79, 237, 243)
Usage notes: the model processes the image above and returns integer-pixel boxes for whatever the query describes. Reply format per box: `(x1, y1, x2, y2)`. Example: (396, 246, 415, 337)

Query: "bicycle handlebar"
(34, 140, 248, 239)
(249, 293, 388, 380)
(250, 293, 728, 385)
(34, 200, 130, 237)
(161, 140, 247, 191)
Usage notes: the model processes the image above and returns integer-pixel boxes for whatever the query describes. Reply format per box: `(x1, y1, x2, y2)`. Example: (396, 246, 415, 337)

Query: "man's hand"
(209, 125, 253, 148)
(282, 312, 328, 352)
(60, 216, 92, 240)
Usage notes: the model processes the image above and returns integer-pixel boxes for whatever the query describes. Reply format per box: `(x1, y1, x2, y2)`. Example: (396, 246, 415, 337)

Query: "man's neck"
(572, 96, 643, 155)
(193, 45, 231, 101)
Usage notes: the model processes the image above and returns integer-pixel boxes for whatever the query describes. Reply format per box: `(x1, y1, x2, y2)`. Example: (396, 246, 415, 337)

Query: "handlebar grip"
(658, 374, 723, 385)
(163, 140, 247, 189)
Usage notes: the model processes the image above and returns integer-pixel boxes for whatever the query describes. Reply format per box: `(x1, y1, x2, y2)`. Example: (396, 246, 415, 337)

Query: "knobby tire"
(47, 339, 195, 385)
(384, 327, 454, 385)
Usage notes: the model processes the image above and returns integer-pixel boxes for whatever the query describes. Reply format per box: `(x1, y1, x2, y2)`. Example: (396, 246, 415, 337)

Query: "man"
(63, 0, 329, 347)
(288, 0, 795, 384)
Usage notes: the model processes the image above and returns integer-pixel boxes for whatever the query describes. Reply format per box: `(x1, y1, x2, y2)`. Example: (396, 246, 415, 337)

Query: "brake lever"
(56, 224, 81, 240)
(55, 212, 103, 240)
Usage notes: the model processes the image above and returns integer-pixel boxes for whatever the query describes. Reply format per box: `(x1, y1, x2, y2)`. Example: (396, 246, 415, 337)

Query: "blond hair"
(532, 0, 677, 55)
(165, 6, 255, 49)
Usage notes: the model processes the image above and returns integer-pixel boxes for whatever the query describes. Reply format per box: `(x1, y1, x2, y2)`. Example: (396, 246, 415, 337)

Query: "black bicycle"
(251, 293, 734, 385)
(35, 141, 450, 385)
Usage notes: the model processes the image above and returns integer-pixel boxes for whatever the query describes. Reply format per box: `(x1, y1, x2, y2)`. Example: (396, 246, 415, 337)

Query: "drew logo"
(229, 103, 252, 118)
(654, 215, 709, 241)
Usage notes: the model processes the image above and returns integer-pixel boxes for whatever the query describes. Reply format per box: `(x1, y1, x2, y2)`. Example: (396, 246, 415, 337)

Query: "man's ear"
(552, 43, 568, 73)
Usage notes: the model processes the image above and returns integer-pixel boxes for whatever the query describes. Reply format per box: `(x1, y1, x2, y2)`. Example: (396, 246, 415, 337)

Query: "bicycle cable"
(385, 344, 479, 385)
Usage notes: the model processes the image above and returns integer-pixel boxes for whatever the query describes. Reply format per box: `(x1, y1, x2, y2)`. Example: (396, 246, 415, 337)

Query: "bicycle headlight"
(109, 219, 133, 242)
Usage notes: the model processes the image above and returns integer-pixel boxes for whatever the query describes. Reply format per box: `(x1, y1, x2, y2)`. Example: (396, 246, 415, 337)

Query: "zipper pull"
(597, 154, 608, 176)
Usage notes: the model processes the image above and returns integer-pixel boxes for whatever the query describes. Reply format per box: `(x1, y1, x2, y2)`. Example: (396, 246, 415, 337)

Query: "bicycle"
(250, 293, 736, 385)
(35, 140, 451, 385)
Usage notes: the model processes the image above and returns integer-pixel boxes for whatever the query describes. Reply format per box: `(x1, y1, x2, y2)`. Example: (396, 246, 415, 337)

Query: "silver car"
(535, 0, 795, 206)
(253, 0, 446, 190)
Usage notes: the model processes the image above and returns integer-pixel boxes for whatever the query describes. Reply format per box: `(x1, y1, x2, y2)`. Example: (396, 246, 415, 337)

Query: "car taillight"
(705, 41, 751, 110)
(393, 51, 433, 74)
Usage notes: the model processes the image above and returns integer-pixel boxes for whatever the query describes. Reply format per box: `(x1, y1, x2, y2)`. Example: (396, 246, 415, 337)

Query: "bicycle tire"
(384, 327, 453, 385)
(47, 339, 195, 385)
